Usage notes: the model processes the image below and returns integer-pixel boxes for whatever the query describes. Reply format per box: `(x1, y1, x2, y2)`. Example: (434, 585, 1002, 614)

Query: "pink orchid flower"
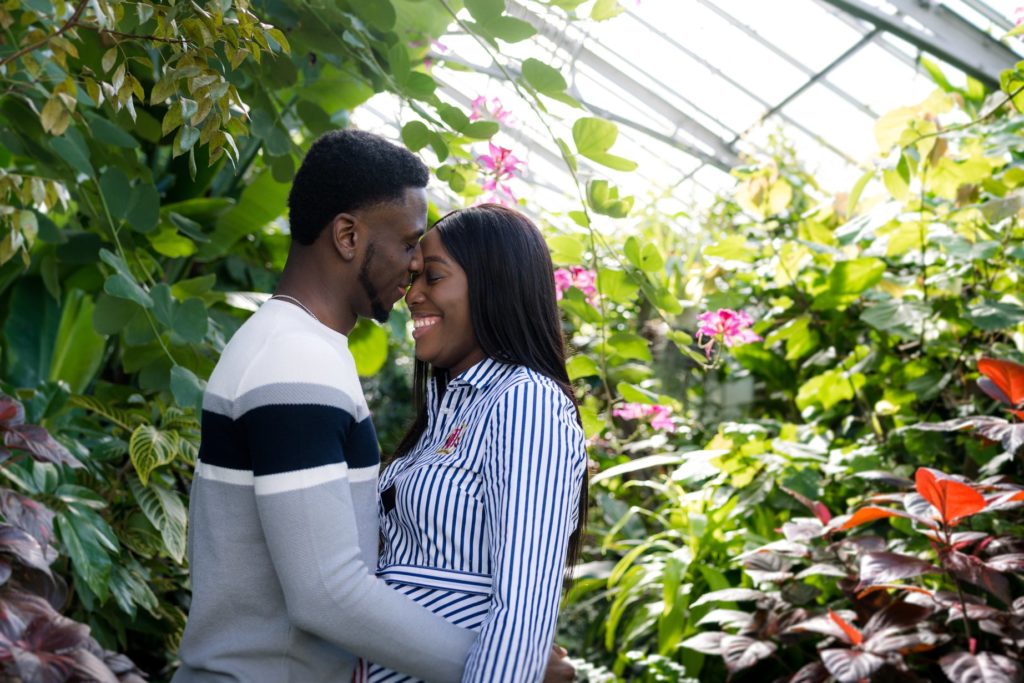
(553, 265, 598, 305)
(696, 308, 762, 359)
(470, 96, 513, 124)
(612, 402, 676, 432)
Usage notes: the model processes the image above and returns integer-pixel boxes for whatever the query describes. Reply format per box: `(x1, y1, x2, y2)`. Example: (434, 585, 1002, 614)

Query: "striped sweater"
(368, 358, 588, 683)
(174, 300, 474, 683)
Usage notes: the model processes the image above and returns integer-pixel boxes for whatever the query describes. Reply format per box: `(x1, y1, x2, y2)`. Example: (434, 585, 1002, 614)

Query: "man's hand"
(543, 644, 575, 682)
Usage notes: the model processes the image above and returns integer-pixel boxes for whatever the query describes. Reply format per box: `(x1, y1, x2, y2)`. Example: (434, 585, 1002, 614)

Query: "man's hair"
(287, 129, 429, 245)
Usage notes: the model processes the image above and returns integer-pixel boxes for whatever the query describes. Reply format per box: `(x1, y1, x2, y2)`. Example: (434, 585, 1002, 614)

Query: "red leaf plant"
(682, 468, 1024, 682)
(0, 393, 143, 682)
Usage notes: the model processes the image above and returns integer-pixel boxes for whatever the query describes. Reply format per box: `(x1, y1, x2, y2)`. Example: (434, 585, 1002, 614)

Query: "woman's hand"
(542, 644, 575, 682)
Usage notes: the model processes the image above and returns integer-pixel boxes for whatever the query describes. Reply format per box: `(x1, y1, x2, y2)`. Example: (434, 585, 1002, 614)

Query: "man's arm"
(242, 336, 475, 682)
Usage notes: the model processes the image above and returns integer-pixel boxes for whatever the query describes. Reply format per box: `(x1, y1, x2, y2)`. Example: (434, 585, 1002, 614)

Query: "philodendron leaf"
(129, 477, 187, 562)
(129, 425, 179, 485)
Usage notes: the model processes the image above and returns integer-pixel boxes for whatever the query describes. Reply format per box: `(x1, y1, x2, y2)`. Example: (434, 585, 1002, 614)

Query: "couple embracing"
(173, 130, 588, 682)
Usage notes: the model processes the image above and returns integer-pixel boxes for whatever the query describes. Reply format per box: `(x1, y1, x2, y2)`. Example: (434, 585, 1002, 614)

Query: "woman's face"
(405, 230, 485, 377)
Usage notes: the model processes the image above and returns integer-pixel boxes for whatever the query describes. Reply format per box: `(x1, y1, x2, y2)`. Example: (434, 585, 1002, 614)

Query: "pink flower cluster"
(612, 402, 675, 432)
(696, 308, 762, 359)
(478, 142, 525, 205)
(470, 96, 513, 125)
(553, 266, 598, 305)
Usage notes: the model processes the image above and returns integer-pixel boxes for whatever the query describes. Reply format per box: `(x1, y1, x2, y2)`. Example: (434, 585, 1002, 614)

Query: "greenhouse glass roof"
(351, 0, 1024, 219)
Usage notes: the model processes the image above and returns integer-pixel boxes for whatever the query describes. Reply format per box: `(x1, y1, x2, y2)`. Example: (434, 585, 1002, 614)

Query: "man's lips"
(411, 315, 441, 339)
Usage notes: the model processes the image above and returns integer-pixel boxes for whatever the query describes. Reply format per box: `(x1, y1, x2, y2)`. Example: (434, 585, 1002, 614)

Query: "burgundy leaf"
(781, 518, 827, 543)
(944, 551, 1011, 605)
(984, 553, 1024, 573)
(0, 560, 9, 586)
(680, 631, 725, 655)
(0, 489, 55, 547)
(796, 563, 849, 579)
(857, 551, 938, 589)
(862, 601, 932, 637)
(820, 648, 885, 683)
(786, 611, 857, 640)
(720, 634, 776, 673)
(0, 397, 24, 428)
(786, 662, 829, 683)
(865, 628, 949, 655)
(0, 525, 51, 575)
(744, 553, 795, 584)
(21, 614, 90, 652)
(697, 609, 754, 630)
(10, 647, 77, 683)
(3, 426, 81, 468)
(975, 419, 1024, 457)
(691, 588, 766, 608)
(71, 648, 119, 683)
(940, 651, 1022, 683)
(852, 470, 914, 488)
(781, 486, 833, 524)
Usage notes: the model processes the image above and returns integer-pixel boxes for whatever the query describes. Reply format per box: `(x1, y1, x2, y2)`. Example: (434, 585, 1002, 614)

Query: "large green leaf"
(129, 425, 180, 485)
(202, 170, 289, 259)
(49, 290, 106, 394)
(349, 319, 388, 377)
(2, 278, 61, 388)
(812, 258, 886, 311)
(56, 508, 115, 602)
(129, 477, 187, 563)
(572, 117, 637, 171)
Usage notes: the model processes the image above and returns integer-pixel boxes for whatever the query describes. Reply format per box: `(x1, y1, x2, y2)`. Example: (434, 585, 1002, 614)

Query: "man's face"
(352, 187, 428, 323)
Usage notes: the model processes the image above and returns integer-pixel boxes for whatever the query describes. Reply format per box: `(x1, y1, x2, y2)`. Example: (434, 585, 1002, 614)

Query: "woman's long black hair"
(392, 203, 589, 577)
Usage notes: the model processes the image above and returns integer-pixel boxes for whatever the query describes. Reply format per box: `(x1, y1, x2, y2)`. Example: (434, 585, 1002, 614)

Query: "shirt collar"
(447, 356, 505, 390)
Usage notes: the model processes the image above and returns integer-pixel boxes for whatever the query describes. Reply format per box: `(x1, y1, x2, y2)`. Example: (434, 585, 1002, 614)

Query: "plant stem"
(0, 0, 89, 68)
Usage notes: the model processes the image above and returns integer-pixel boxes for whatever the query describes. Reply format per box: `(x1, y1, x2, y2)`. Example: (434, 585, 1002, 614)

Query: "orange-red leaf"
(839, 506, 901, 530)
(1010, 409, 1024, 421)
(828, 608, 863, 646)
(914, 468, 987, 526)
(978, 358, 1024, 406)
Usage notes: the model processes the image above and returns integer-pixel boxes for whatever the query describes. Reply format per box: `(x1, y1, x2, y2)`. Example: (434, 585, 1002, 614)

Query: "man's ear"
(330, 213, 358, 262)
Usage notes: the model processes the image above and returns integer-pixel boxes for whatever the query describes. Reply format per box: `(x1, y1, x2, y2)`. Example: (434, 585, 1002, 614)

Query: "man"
(174, 130, 574, 682)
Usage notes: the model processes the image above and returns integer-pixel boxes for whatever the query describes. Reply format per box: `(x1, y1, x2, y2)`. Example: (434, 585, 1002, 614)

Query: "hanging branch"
(0, 0, 90, 68)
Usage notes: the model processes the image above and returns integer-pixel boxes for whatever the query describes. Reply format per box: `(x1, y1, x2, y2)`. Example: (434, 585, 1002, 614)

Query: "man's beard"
(358, 242, 390, 323)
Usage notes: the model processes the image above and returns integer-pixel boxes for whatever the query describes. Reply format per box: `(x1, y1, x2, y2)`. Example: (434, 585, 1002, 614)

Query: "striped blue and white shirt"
(369, 357, 587, 683)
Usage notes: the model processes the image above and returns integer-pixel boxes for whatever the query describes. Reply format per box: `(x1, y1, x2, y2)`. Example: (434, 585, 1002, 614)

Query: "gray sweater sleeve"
(254, 481, 476, 681)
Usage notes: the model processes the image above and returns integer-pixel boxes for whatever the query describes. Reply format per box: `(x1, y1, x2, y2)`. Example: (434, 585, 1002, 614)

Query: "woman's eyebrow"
(423, 255, 449, 265)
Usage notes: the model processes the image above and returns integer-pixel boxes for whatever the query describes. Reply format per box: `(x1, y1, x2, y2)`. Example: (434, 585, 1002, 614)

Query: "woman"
(366, 204, 589, 682)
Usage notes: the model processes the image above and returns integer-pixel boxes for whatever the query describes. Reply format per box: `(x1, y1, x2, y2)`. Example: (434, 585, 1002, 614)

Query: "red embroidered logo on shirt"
(437, 422, 467, 455)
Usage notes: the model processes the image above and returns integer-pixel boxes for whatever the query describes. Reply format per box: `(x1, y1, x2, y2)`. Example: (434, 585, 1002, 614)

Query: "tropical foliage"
(3, 0, 1024, 680)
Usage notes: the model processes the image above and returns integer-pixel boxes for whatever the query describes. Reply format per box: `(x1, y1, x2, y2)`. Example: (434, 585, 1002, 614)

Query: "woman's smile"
(411, 314, 441, 339)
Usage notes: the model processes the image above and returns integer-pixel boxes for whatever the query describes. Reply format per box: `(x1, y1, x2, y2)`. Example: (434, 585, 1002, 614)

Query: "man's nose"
(408, 242, 423, 271)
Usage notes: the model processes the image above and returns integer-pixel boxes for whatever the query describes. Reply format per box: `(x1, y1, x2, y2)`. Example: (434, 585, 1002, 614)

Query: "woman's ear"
(330, 213, 358, 261)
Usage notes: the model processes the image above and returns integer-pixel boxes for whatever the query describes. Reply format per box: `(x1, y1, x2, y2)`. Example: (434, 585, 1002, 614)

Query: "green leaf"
(57, 509, 114, 601)
(966, 300, 1024, 331)
(92, 294, 137, 335)
(174, 298, 209, 343)
(485, 16, 536, 42)
(847, 169, 874, 216)
(548, 234, 585, 263)
(50, 135, 94, 177)
(129, 477, 187, 563)
(812, 257, 886, 311)
(703, 235, 755, 264)
(860, 300, 931, 336)
(597, 268, 637, 304)
(104, 274, 153, 309)
(608, 332, 652, 362)
(203, 171, 289, 258)
(591, 0, 626, 20)
(463, 120, 499, 139)
(129, 425, 179, 485)
(49, 290, 106, 394)
(126, 182, 160, 234)
(87, 115, 138, 148)
(99, 168, 132, 220)
(616, 381, 656, 404)
(521, 58, 567, 93)
(402, 120, 431, 151)
(438, 104, 469, 132)
(354, 0, 397, 30)
(572, 117, 637, 170)
(797, 369, 863, 411)
(3, 280, 60, 388)
(149, 227, 197, 257)
(348, 319, 388, 377)
(170, 365, 205, 413)
(466, 0, 504, 23)
(567, 355, 599, 380)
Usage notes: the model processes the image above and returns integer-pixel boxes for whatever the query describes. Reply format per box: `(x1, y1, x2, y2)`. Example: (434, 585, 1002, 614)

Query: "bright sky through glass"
(352, 0, 1024, 225)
